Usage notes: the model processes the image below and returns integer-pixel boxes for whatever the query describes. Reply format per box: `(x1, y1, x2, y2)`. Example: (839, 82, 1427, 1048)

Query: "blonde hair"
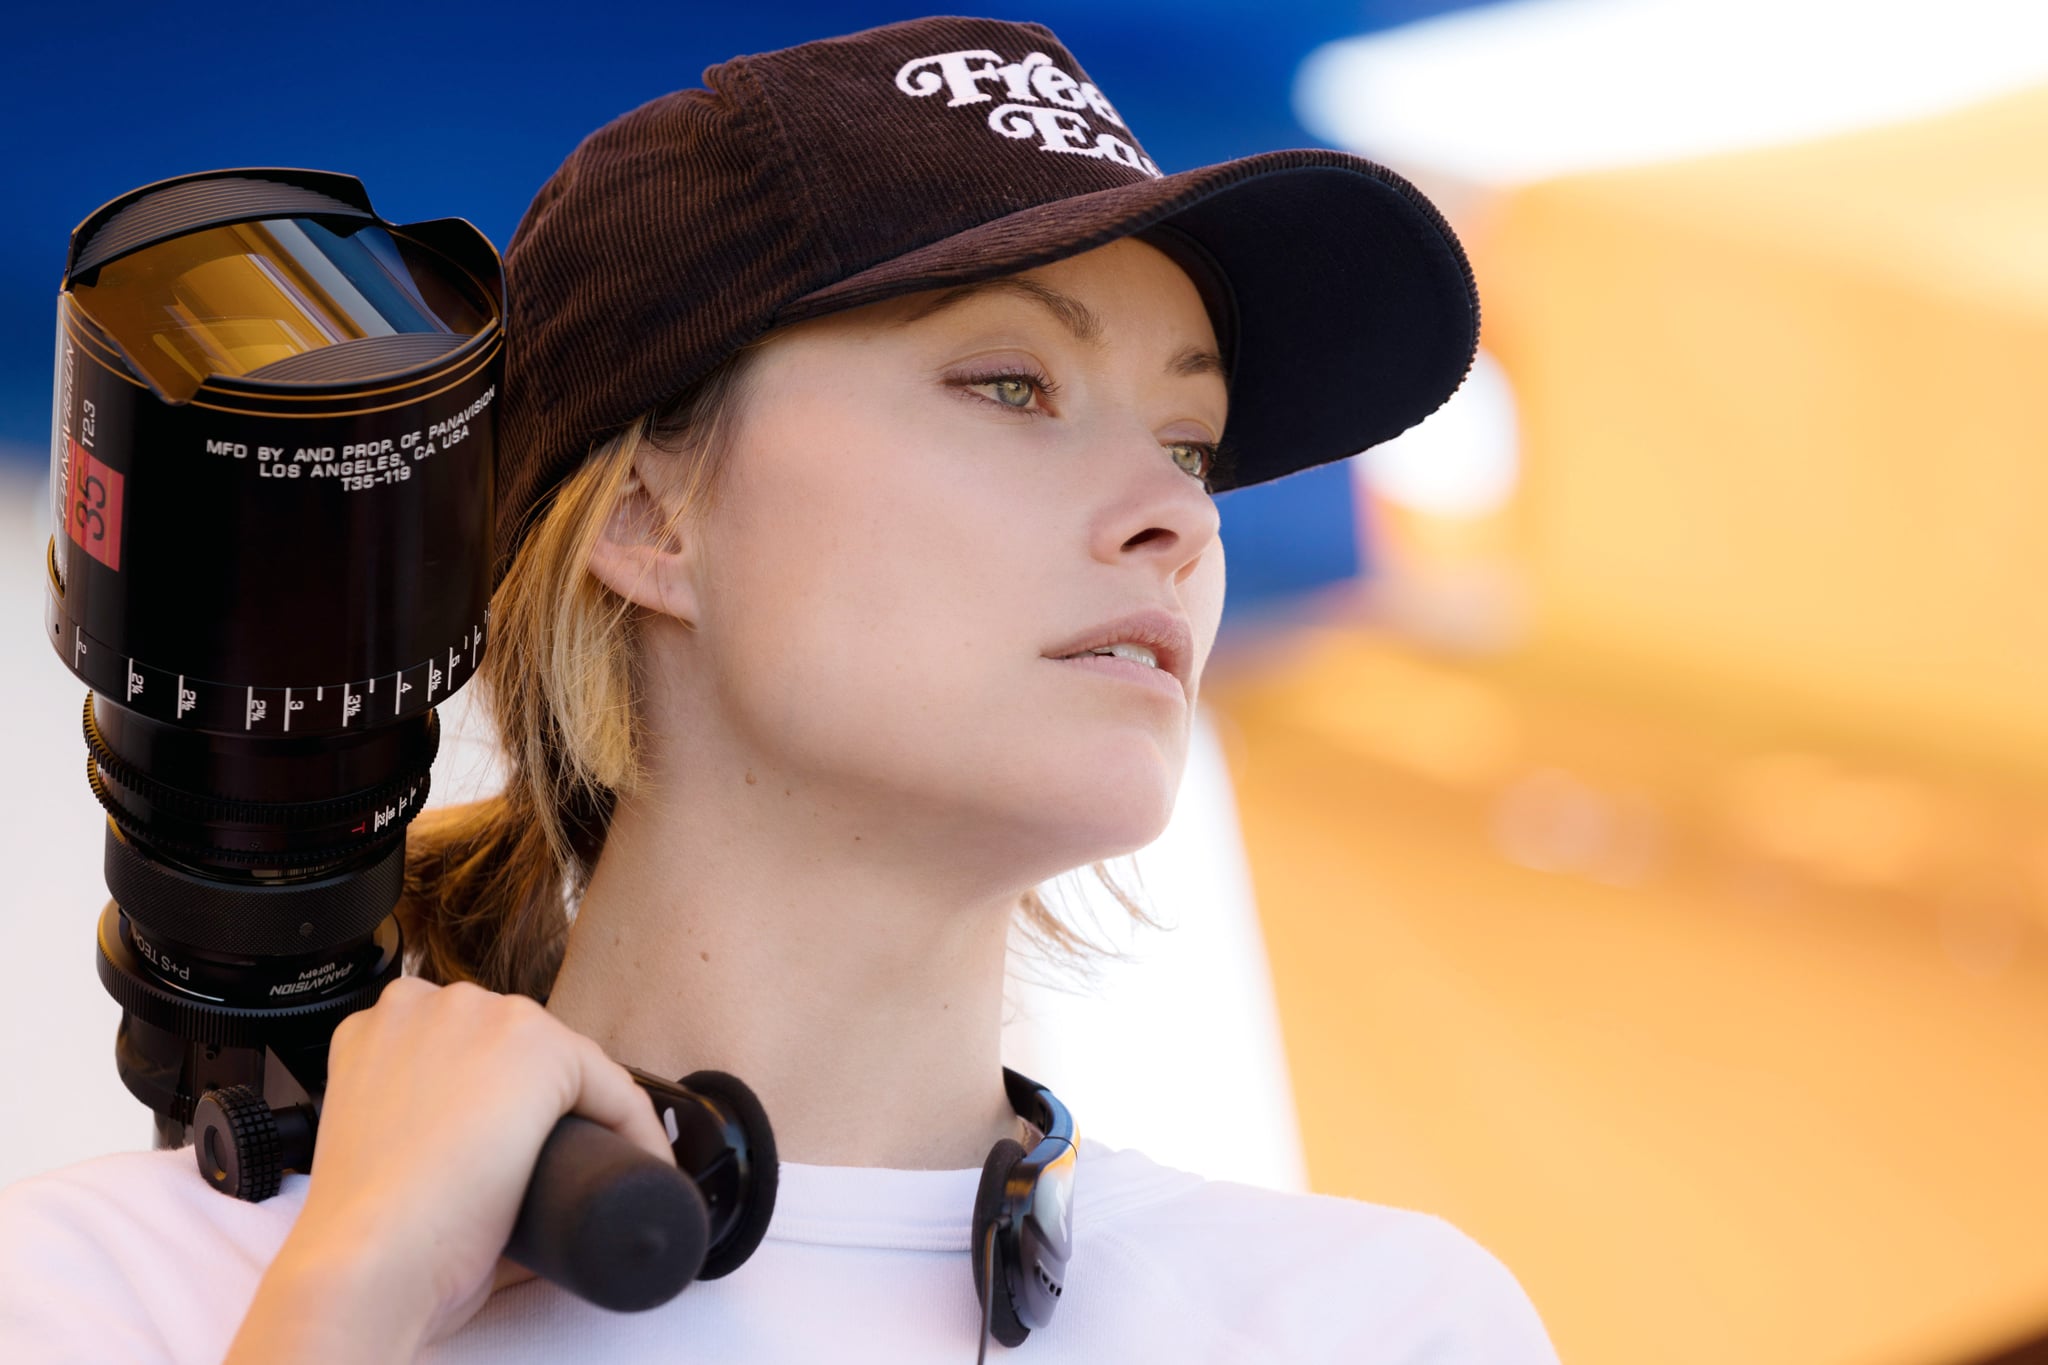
(396, 336, 1156, 1000)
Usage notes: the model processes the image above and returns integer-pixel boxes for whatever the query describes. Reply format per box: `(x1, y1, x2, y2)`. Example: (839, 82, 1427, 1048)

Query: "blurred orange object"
(1473, 82, 2048, 785)
(1210, 625, 2048, 1365)
(1209, 84, 2048, 1365)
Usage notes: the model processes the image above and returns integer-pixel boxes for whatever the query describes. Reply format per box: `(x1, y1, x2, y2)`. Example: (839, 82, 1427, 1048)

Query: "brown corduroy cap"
(495, 13, 1478, 585)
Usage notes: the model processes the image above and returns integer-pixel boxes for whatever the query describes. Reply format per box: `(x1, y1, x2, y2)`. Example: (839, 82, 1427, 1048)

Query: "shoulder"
(0, 1146, 307, 1364)
(0, 1142, 306, 1252)
(1072, 1139, 1558, 1364)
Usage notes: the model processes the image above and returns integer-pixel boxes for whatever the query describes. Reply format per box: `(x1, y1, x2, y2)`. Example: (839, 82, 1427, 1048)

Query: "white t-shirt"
(0, 1137, 1557, 1363)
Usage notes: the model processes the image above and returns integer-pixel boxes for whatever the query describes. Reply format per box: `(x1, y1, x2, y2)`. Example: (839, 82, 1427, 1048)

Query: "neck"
(544, 770, 1026, 1170)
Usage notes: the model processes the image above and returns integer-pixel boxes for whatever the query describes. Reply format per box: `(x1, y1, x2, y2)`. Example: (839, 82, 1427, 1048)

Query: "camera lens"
(45, 169, 504, 1134)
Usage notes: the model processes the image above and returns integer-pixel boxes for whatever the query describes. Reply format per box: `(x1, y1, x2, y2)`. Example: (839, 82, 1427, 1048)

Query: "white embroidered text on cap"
(894, 48, 1162, 178)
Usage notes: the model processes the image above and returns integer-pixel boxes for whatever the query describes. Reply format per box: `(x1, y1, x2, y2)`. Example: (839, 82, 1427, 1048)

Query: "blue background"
(0, 1, 1485, 606)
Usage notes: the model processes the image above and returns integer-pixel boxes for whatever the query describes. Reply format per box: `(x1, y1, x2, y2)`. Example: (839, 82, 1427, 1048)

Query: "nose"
(1086, 427, 1223, 584)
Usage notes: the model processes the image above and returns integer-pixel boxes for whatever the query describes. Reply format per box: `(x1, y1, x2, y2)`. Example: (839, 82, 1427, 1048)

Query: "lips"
(1043, 608, 1193, 696)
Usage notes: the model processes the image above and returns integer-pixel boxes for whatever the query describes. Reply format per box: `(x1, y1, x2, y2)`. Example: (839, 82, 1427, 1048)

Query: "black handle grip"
(502, 1113, 712, 1311)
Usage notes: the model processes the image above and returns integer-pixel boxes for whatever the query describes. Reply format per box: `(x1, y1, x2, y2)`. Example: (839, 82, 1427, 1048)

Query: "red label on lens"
(66, 439, 124, 571)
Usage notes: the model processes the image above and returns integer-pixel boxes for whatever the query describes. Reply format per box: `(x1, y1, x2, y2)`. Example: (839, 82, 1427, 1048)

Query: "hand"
(260, 978, 675, 1349)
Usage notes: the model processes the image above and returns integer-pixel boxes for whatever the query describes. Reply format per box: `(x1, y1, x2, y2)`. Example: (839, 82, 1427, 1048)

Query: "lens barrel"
(49, 168, 499, 748)
(45, 168, 504, 1135)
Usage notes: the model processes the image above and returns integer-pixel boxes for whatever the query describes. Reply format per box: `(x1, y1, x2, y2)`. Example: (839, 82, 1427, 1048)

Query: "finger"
(565, 1037, 677, 1165)
(332, 975, 434, 1051)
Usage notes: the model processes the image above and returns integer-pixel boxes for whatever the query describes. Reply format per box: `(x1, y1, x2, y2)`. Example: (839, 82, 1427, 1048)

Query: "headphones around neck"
(629, 1063, 1075, 1357)
(972, 1068, 1078, 1352)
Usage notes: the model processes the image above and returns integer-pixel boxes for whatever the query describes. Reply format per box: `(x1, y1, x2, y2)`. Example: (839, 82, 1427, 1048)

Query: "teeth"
(1084, 643, 1158, 668)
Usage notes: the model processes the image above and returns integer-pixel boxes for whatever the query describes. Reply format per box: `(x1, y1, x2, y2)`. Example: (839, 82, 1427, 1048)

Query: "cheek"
(1184, 537, 1226, 693)
(701, 401, 1051, 767)
(688, 375, 1199, 859)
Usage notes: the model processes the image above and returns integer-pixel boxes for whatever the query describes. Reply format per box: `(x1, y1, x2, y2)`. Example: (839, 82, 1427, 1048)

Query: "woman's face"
(660, 236, 1227, 879)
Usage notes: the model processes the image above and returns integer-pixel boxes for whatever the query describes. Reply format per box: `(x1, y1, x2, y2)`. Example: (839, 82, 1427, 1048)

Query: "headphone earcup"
(972, 1137, 1031, 1349)
(681, 1068, 779, 1280)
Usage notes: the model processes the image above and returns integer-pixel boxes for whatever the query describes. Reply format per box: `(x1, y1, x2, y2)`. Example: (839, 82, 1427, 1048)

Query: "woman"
(0, 15, 1556, 1363)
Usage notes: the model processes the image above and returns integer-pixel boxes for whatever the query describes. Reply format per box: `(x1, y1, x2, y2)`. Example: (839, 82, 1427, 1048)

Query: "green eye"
(989, 377, 1034, 408)
(955, 371, 1055, 410)
(1169, 441, 1218, 482)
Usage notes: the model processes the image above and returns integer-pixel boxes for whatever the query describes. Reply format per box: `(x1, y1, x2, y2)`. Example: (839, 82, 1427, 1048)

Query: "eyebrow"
(895, 277, 1226, 380)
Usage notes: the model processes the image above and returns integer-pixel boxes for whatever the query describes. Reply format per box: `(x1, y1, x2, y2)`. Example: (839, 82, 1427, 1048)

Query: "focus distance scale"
(56, 615, 489, 732)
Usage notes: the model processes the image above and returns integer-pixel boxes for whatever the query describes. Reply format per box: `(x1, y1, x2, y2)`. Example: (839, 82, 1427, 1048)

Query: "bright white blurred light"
(1004, 708, 1308, 1193)
(1296, 0, 2048, 186)
(1356, 348, 1518, 517)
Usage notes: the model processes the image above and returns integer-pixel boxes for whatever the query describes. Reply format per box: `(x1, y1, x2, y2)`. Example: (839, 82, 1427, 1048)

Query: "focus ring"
(84, 745, 433, 874)
(81, 694, 440, 828)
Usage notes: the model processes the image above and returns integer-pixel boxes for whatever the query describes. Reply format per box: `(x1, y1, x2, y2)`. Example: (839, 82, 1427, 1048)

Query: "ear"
(587, 464, 705, 627)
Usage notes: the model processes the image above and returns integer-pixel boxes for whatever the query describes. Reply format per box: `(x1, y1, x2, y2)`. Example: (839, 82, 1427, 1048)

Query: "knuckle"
(488, 992, 556, 1050)
(499, 991, 547, 1021)
(384, 974, 435, 1001)
(327, 1008, 365, 1055)
(440, 978, 490, 1005)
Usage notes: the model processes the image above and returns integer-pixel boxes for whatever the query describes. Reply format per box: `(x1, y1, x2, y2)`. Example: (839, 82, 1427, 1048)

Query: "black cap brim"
(773, 148, 1480, 492)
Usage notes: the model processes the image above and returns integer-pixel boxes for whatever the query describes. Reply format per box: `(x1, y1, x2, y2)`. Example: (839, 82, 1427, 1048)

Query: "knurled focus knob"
(193, 1085, 282, 1201)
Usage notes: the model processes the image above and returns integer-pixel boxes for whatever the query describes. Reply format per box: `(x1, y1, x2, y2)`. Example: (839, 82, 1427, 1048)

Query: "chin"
(1019, 748, 1182, 865)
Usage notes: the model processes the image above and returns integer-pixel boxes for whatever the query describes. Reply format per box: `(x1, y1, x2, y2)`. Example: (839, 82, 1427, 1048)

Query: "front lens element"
(71, 217, 490, 402)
